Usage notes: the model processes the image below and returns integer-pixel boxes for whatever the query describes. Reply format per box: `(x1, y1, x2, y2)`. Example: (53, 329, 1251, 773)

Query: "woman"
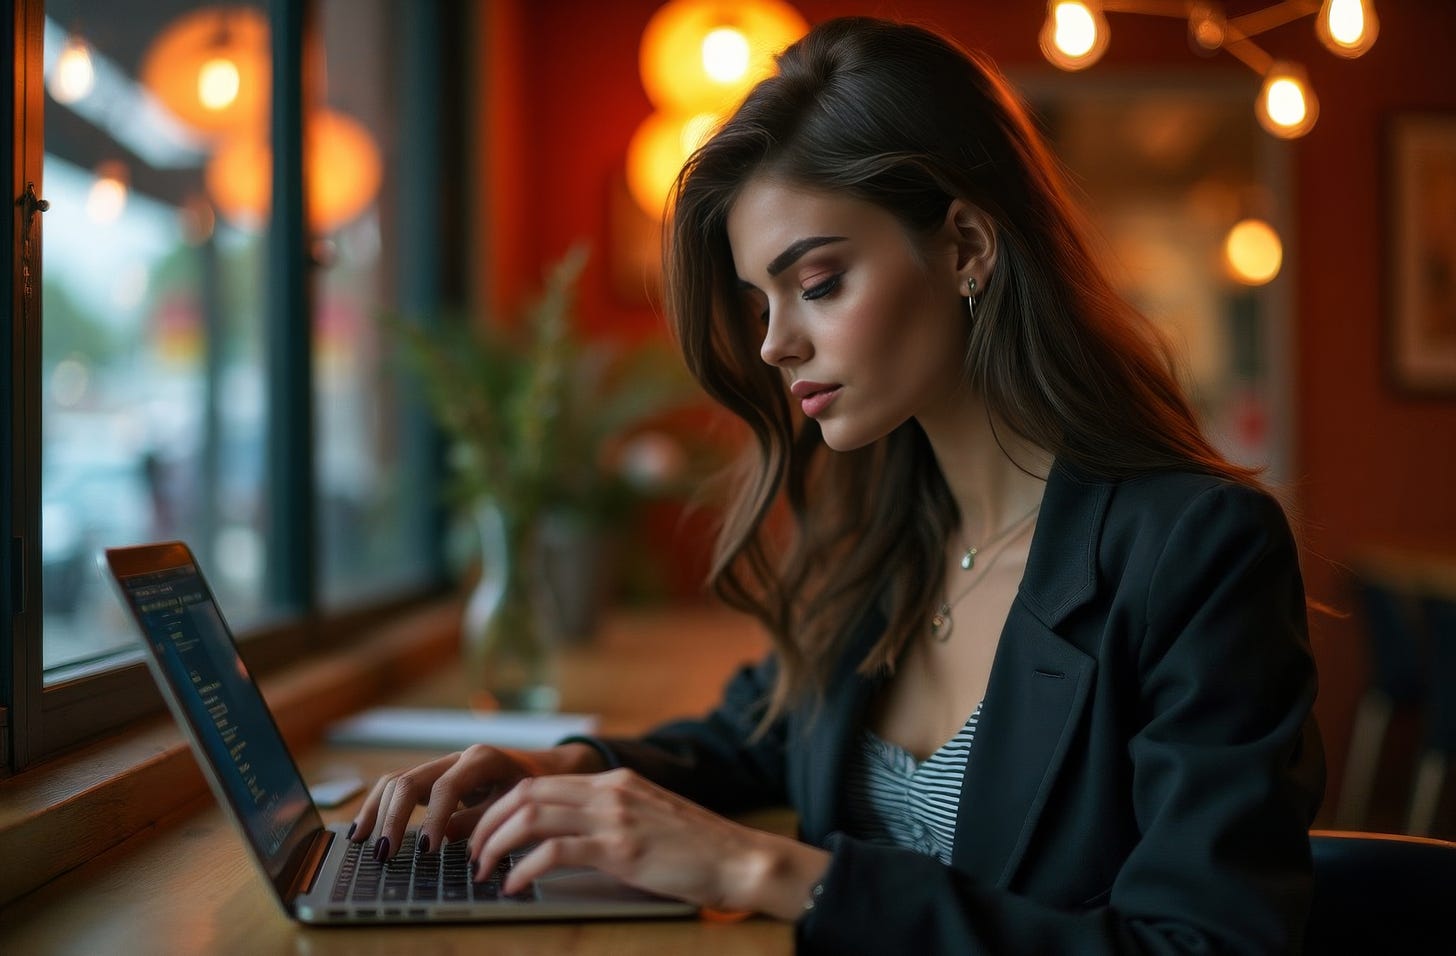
(353, 17, 1325, 952)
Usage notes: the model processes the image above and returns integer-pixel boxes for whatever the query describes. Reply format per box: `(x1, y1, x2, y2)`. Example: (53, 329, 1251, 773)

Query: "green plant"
(384, 244, 701, 531)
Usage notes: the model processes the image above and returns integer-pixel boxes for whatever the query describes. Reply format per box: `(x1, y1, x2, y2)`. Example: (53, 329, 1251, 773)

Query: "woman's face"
(726, 176, 970, 452)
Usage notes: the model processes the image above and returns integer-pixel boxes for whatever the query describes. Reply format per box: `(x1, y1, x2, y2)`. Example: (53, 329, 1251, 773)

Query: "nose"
(759, 309, 810, 368)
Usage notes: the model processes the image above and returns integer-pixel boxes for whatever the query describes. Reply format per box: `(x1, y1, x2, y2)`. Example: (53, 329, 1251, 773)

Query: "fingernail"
(417, 834, 430, 855)
(347, 822, 357, 839)
(374, 837, 390, 862)
(469, 858, 478, 878)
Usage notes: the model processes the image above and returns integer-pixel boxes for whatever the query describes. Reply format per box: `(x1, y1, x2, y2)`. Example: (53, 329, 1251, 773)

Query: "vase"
(534, 509, 615, 645)
(461, 500, 559, 712)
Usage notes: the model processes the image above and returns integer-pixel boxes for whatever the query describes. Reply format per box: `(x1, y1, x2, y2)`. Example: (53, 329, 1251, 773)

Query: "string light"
(1039, 1, 1110, 71)
(1257, 61, 1319, 139)
(48, 36, 96, 104)
(1317, 0, 1378, 58)
(1039, 0, 1380, 139)
(86, 161, 129, 224)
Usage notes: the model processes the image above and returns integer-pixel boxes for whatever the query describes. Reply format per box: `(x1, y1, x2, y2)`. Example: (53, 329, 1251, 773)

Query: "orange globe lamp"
(141, 6, 270, 135)
(639, 0, 808, 114)
(206, 108, 383, 234)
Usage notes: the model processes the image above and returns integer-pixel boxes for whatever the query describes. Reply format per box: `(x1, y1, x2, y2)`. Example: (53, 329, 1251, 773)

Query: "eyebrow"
(765, 236, 848, 278)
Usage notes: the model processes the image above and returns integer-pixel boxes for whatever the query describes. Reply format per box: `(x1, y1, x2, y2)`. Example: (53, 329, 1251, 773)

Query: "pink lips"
(790, 380, 842, 418)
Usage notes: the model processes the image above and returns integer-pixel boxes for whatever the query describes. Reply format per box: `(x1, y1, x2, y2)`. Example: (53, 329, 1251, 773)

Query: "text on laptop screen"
(119, 562, 318, 875)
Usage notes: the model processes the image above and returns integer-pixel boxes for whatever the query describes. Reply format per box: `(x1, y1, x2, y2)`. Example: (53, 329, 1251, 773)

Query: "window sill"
(0, 599, 462, 908)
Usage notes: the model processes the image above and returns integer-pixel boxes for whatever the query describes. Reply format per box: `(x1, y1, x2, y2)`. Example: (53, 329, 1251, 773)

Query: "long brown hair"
(665, 17, 1266, 723)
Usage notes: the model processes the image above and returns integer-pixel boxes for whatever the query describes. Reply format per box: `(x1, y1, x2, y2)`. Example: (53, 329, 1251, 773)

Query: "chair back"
(1420, 596, 1456, 751)
(1356, 581, 1426, 703)
(1307, 829, 1456, 954)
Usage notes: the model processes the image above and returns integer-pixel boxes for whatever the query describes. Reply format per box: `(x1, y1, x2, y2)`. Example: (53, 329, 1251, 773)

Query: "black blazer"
(581, 464, 1326, 954)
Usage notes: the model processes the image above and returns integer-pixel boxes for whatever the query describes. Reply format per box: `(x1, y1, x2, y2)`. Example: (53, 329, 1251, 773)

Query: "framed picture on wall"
(1389, 112, 1456, 394)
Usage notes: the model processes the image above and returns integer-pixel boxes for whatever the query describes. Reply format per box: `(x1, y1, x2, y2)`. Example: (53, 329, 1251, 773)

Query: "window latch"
(15, 182, 49, 301)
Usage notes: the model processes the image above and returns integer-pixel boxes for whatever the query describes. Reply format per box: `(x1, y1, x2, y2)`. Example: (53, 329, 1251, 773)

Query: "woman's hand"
(466, 767, 830, 919)
(349, 742, 604, 860)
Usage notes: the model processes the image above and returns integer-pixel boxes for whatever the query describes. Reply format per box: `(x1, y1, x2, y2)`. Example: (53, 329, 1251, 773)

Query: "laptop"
(104, 541, 698, 925)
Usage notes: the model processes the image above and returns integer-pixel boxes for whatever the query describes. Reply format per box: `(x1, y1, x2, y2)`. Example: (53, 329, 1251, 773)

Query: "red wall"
(479, 0, 1456, 819)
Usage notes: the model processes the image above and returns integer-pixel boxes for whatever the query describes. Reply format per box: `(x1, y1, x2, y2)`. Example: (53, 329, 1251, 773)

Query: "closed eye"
(802, 274, 842, 301)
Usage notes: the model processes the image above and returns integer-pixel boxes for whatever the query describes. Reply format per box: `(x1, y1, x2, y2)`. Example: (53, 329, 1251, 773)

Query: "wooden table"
(0, 606, 794, 955)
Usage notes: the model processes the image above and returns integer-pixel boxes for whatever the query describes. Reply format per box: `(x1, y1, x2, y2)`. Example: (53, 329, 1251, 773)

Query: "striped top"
(841, 702, 982, 865)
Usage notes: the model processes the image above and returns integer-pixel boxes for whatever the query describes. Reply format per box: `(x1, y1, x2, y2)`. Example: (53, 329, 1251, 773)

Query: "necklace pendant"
(960, 546, 977, 571)
(930, 603, 953, 642)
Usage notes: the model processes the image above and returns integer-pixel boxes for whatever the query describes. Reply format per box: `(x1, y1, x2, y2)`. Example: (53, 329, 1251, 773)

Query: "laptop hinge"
(285, 827, 336, 903)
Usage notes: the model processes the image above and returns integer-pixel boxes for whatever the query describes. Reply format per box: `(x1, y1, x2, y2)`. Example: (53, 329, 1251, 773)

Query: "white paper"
(327, 707, 598, 750)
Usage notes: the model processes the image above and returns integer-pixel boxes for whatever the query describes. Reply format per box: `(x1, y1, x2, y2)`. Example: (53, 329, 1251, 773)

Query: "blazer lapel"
(951, 462, 1110, 887)
(951, 608, 1094, 885)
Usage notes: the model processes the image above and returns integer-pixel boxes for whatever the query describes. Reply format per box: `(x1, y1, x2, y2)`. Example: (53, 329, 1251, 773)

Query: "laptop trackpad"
(533, 867, 677, 904)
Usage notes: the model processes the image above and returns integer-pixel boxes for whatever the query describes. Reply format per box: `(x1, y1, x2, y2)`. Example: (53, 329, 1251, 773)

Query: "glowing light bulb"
(701, 27, 750, 83)
(1054, 2, 1098, 57)
(1224, 219, 1283, 285)
(197, 56, 241, 111)
(1317, 0, 1378, 58)
(86, 163, 129, 223)
(1266, 79, 1306, 127)
(1039, 1, 1109, 71)
(1256, 63, 1319, 139)
(48, 38, 96, 104)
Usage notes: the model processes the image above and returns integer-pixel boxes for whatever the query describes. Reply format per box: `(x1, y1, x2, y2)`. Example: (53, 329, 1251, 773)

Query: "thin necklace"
(958, 502, 1043, 571)
(932, 505, 1041, 642)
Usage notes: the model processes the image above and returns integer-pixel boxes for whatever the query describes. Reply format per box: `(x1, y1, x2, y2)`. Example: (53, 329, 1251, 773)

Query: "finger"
(501, 836, 616, 896)
(468, 777, 603, 877)
(418, 747, 515, 855)
(471, 768, 637, 855)
(372, 778, 399, 858)
(378, 752, 472, 858)
(442, 803, 490, 844)
(350, 773, 395, 842)
(466, 776, 583, 864)
(474, 804, 596, 883)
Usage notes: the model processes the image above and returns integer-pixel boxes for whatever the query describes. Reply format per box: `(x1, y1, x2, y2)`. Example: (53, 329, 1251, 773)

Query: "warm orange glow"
(141, 7, 269, 134)
(1224, 218, 1283, 285)
(86, 161, 129, 224)
(49, 37, 96, 104)
(1317, 0, 1378, 58)
(626, 110, 721, 218)
(206, 109, 383, 233)
(1188, 2, 1226, 52)
(639, 0, 808, 114)
(1039, 0, 1110, 71)
(1256, 61, 1319, 139)
(197, 56, 242, 111)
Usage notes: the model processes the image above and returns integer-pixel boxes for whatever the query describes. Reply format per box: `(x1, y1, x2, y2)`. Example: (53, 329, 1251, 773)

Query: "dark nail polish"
(347, 822, 357, 839)
(375, 837, 390, 862)
(469, 858, 478, 877)
(417, 834, 430, 855)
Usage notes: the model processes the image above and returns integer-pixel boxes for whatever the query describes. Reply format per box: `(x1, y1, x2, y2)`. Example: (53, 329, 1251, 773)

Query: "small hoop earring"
(965, 277, 978, 319)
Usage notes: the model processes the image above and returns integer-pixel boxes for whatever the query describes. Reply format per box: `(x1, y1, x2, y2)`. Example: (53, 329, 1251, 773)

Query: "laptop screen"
(109, 543, 323, 894)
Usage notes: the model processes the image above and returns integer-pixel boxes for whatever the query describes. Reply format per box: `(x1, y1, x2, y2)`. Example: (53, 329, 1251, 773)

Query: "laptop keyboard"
(330, 830, 535, 905)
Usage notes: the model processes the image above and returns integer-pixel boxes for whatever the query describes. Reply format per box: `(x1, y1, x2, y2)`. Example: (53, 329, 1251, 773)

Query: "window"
(4, 0, 467, 772)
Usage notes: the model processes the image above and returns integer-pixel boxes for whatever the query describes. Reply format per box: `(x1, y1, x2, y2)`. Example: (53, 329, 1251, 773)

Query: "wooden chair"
(1306, 829, 1456, 954)
(1407, 596, 1456, 835)
(1335, 579, 1428, 829)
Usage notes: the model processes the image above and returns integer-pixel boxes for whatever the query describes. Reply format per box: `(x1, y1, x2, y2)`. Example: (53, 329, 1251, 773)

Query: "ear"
(939, 198, 998, 293)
